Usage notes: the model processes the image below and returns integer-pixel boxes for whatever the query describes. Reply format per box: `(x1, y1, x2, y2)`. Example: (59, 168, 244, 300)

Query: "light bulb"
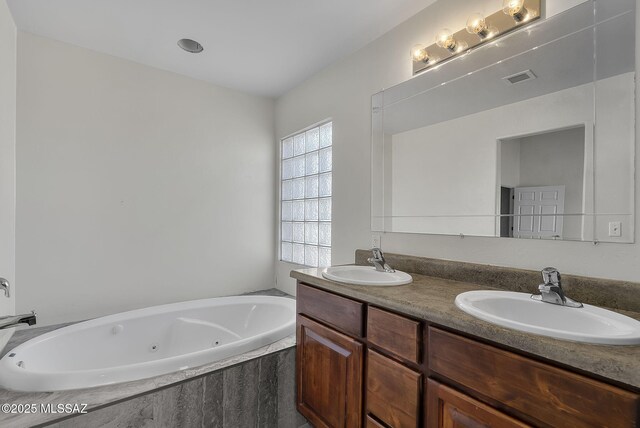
(411, 44, 428, 62)
(466, 13, 489, 38)
(435, 29, 457, 51)
(503, 0, 528, 22)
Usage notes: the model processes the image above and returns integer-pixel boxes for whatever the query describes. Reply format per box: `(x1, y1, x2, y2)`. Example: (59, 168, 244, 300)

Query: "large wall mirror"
(372, 0, 635, 243)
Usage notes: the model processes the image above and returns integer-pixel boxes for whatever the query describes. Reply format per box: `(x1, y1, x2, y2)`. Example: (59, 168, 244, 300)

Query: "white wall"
(500, 139, 520, 188)
(274, 0, 640, 295)
(16, 32, 276, 325)
(593, 71, 636, 242)
(0, 0, 16, 317)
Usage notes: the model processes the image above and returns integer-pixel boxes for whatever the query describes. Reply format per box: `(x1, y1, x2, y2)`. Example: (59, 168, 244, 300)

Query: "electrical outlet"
(608, 221, 622, 237)
(371, 234, 381, 249)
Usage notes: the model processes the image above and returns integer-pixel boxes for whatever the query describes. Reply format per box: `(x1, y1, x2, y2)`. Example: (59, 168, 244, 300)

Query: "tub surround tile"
(242, 288, 291, 298)
(355, 249, 640, 312)
(48, 393, 155, 428)
(276, 349, 303, 428)
(48, 348, 300, 428)
(222, 359, 259, 427)
(0, 289, 299, 428)
(154, 377, 215, 428)
(256, 352, 279, 427)
(0, 336, 297, 428)
(202, 372, 224, 428)
(292, 261, 640, 390)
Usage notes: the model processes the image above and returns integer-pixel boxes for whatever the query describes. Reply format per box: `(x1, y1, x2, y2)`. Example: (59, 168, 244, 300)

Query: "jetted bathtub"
(0, 295, 296, 392)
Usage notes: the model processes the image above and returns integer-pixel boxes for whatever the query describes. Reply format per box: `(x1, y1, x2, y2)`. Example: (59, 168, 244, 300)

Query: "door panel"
(513, 185, 565, 238)
(297, 315, 363, 428)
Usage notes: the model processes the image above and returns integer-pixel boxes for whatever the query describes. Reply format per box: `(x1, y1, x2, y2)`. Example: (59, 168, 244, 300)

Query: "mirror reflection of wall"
(499, 126, 585, 240)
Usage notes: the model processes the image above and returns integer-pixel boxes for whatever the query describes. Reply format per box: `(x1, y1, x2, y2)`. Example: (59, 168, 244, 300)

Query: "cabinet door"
(297, 315, 363, 428)
(426, 380, 530, 428)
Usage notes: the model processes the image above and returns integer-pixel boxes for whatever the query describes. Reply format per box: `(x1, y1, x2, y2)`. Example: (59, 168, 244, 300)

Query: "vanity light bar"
(412, 0, 541, 75)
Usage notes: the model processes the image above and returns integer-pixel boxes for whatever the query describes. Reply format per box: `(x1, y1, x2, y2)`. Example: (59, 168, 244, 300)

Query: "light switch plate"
(371, 234, 381, 249)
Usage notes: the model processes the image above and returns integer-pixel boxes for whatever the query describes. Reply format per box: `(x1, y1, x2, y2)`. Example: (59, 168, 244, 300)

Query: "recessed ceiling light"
(177, 39, 204, 53)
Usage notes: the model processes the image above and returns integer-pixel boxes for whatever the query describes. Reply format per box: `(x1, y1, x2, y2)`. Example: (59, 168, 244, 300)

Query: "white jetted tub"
(0, 295, 296, 392)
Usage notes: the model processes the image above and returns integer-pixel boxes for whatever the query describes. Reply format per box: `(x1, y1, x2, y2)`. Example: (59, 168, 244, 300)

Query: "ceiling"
(7, 0, 438, 97)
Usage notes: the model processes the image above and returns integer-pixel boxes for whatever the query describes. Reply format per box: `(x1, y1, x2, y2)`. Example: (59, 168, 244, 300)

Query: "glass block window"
(281, 122, 332, 267)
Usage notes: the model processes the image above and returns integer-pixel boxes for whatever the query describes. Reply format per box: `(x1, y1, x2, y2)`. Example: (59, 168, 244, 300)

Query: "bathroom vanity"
(293, 254, 640, 428)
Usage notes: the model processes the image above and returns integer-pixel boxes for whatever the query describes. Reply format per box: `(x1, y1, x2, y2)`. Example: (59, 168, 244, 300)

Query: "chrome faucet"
(0, 311, 37, 330)
(368, 248, 395, 273)
(0, 277, 9, 297)
(531, 267, 582, 308)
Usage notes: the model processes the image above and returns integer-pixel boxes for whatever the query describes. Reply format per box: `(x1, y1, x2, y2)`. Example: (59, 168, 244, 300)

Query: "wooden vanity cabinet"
(295, 282, 640, 428)
(296, 314, 363, 428)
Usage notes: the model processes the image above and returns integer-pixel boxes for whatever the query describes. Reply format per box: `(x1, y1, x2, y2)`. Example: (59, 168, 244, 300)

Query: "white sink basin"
(455, 290, 640, 345)
(322, 266, 412, 286)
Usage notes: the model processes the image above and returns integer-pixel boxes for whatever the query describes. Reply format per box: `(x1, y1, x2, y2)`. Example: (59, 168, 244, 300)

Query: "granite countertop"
(291, 268, 640, 391)
(0, 289, 296, 428)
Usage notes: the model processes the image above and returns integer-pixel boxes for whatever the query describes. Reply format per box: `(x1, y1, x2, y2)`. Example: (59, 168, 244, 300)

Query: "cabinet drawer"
(367, 306, 421, 364)
(297, 283, 364, 337)
(428, 327, 640, 428)
(367, 349, 421, 428)
(426, 379, 530, 428)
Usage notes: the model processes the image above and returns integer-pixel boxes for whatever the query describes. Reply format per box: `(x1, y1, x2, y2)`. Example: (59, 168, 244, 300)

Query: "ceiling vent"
(503, 69, 537, 85)
(177, 39, 204, 54)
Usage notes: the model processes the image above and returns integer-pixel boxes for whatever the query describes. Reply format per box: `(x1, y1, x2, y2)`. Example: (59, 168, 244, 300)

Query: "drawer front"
(367, 349, 422, 428)
(297, 283, 364, 337)
(426, 379, 530, 428)
(428, 327, 640, 428)
(367, 306, 422, 364)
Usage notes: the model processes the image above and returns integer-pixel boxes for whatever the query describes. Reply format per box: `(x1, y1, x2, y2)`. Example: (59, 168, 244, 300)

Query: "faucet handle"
(368, 248, 395, 273)
(541, 267, 561, 286)
(0, 278, 9, 298)
(371, 248, 384, 260)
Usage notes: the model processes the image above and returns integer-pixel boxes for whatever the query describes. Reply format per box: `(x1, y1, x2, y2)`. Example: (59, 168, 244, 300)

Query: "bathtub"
(0, 295, 296, 392)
